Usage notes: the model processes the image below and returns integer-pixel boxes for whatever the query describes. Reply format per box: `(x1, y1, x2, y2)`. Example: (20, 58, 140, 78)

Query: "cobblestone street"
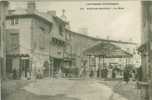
(2, 79, 132, 100)
(100, 80, 141, 100)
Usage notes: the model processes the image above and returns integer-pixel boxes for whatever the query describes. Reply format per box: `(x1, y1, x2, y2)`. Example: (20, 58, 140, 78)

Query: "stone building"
(138, 1, 152, 100)
(5, 1, 68, 79)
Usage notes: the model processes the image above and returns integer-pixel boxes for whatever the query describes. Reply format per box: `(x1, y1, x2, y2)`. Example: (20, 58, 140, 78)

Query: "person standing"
(112, 68, 116, 79)
(13, 69, 17, 79)
(123, 68, 130, 83)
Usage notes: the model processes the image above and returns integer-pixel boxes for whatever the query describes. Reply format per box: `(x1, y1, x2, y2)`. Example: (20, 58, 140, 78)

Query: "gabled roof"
(53, 16, 68, 25)
(83, 42, 133, 58)
(6, 8, 67, 25)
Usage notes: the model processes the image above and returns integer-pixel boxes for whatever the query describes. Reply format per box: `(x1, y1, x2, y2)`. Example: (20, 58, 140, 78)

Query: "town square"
(0, 1, 152, 100)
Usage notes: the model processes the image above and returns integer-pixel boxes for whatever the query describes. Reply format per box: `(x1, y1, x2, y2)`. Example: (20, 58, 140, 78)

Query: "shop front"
(6, 54, 30, 79)
(49, 57, 64, 78)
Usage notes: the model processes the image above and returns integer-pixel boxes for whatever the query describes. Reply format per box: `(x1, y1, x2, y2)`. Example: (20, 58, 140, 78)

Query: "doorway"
(20, 57, 30, 78)
(53, 58, 63, 76)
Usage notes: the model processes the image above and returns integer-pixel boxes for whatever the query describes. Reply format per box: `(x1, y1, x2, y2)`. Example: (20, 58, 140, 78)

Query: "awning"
(6, 54, 29, 57)
(83, 42, 133, 58)
(52, 37, 66, 45)
(63, 52, 76, 61)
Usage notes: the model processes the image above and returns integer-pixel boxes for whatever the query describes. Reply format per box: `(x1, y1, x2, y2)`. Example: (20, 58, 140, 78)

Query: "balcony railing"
(63, 52, 76, 59)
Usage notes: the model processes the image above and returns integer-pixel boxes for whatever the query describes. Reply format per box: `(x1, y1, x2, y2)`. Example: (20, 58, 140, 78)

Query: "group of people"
(79, 63, 142, 83)
(79, 64, 121, 79)
(123, 66, 142, 83)
(96, 67, 108, 78)
(10, 59, 142, 81)
(11, 68, 31, 80)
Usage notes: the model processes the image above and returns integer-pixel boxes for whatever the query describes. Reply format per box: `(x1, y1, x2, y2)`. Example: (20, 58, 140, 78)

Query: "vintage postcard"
(0, 0, 152, 100)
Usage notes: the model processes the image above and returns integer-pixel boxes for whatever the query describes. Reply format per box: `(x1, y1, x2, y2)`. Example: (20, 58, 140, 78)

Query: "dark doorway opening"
(20, 58, 30, 78)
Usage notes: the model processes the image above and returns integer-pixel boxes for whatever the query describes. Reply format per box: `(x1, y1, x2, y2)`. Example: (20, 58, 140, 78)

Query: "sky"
(10, 1, 142, 44)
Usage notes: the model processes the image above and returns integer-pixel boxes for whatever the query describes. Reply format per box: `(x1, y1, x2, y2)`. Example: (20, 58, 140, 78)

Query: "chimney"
(27, 1, 36, 13)
(47, 10, 56, 16)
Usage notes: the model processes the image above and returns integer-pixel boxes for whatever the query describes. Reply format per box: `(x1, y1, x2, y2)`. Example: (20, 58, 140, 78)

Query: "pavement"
(1, 79, 33, 100)
(22, 78, 127, 100)
(100, 80, 141, 100)
(1, 78, 138, 100)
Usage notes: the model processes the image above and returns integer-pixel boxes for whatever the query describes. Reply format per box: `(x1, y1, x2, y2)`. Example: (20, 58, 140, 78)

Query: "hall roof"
(65, 29, 137, 45)
(83, 42, 133, 58)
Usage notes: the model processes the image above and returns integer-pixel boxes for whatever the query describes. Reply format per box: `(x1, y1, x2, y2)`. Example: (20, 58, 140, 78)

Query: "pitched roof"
(6, 8, 67, 25)
(83, 42, 133, 58)
(65, 29, 137, 45)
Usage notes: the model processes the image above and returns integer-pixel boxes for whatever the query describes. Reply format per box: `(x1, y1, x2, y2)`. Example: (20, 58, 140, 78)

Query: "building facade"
(5, 2, 67, 79)
(138, 1, 152, 100)
(0, 1, 9, 79)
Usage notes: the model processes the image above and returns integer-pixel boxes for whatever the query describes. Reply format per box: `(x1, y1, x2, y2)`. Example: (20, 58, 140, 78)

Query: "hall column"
(98, 56, 101, 78)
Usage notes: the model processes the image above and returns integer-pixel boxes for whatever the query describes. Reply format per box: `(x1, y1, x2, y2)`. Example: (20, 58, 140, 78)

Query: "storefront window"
(10, 18, 19, 25)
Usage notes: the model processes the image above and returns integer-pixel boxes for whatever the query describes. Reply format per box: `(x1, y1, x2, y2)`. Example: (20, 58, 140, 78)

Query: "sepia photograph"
(0, 0, 152, 100)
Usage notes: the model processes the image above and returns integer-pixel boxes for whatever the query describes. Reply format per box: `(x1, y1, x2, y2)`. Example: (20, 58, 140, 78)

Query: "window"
(10, 18, 19, 25)
(39, 26, 46, 50)
(133, 48, 136, 54)
(150, 6, 152, 17)
(10, 33, 19, 49)
(39, 32, 45, 49)
(143, 11, 147, 27)
(59, 25, 64, 36)
(66, 33, 72, 40)
(66, 33, 69, 40)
